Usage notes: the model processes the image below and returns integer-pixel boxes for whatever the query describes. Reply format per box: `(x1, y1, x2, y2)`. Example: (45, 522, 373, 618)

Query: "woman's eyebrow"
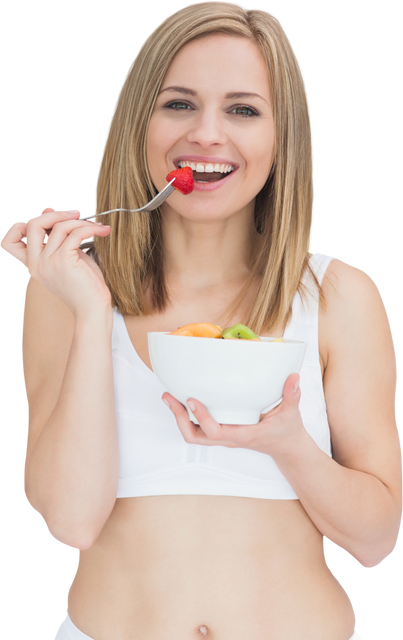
(159, 87, 268, 105)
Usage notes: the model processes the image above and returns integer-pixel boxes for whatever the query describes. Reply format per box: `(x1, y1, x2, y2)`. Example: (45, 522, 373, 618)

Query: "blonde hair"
(87, 2, 324, 333)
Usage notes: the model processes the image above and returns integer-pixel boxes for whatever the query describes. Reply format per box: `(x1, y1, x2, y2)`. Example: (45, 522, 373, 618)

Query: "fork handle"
(79, 178, 176, 221)
(80, 209, 132, 221)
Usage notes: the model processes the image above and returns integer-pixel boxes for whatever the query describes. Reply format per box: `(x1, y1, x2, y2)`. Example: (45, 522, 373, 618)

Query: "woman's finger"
(38, 220, 110, 260)
(162, 393, 211, 445)
(0, 219, 27, 267)
(188, 397, 256, 446)
(26, 210, 97, 264)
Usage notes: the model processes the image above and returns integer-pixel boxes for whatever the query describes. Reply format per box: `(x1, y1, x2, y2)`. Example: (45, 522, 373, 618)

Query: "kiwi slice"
(222, 323, 261, 340)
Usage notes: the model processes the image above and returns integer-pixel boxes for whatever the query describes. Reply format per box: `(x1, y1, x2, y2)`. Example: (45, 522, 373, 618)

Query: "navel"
(197, 625, 208, 636)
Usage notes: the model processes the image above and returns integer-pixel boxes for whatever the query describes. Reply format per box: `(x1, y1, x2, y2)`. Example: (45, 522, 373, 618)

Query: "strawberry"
(166, 166, 194, 195)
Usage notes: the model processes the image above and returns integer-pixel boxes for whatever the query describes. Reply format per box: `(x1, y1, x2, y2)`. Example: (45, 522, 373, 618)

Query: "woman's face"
(147, 34, 275, 222)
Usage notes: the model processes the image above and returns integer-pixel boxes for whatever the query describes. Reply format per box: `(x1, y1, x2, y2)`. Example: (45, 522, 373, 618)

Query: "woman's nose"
(186, 110, 228, 149)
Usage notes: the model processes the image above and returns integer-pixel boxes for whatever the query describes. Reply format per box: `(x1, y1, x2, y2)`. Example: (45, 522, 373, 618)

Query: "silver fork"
(79, 179, 176, 221)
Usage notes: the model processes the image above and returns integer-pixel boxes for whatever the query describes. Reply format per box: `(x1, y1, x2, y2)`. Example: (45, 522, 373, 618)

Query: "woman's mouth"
(192, 172, 226, 183)
(175, 163, 239, 191)
(193, 167, 239, 191)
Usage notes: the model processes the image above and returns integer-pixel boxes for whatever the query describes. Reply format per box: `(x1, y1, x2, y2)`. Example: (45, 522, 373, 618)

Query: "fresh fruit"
(167, 322, 263, 340)
(270, 337, 284, 342)
(222, 324, 261, 341)
(166, 166, 194, 195)
(168, 328, 194, 337)
(169, 323, 222, 338)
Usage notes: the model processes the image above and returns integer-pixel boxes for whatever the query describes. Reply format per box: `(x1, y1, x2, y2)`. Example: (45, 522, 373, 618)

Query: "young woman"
(1, 3, 401, 639)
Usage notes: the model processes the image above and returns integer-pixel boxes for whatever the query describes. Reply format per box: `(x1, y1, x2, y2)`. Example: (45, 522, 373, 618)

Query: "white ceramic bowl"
(148, 333, 306, 425)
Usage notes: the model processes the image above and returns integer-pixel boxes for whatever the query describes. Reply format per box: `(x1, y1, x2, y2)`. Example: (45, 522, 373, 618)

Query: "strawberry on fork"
(80, 167, 194, 221)
(166, 166, 194, 195)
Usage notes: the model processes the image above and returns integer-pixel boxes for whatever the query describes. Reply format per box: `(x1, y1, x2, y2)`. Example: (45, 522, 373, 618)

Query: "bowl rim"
(147, 331, 305, 345)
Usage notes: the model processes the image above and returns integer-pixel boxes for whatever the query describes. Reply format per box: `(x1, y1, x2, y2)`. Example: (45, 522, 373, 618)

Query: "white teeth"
(178, 160, 234, 173)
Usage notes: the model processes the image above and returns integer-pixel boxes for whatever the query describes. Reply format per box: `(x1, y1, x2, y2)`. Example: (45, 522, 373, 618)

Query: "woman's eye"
(165, 101, 192, 111)
(233, 107, 257, 118)
(164, 102, 258, 118)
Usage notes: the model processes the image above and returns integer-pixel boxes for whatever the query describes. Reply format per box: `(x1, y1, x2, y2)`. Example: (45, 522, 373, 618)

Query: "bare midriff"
(68, 280, 355, 640)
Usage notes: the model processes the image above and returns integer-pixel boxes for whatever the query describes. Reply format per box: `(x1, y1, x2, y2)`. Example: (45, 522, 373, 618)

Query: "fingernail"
(294, 378, 300, 392)
(187, 401, 196, 412)
(68, 209, 79, 214)
(163, 399, 170, 408)
(93, 222, 103, 225)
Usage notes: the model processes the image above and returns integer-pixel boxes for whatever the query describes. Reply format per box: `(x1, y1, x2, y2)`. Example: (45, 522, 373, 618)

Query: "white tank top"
(112, 253, 334, 500)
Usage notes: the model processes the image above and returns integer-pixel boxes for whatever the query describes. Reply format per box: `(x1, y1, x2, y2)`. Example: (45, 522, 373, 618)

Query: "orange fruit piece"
(169, 323, 223, 338)
(169, 328, 194, 336)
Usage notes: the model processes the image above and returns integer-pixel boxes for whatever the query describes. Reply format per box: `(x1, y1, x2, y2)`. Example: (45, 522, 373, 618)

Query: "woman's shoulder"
(321, 255, 389, 364)
(321, 256, 381, 306)
(319, 259, 378, 376)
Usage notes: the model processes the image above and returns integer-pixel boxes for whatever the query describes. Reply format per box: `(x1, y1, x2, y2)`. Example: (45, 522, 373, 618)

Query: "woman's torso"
(67, 254, 355, 640)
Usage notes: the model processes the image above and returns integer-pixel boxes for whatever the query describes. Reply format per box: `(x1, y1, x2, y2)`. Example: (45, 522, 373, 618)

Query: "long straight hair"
(87, 2, 324, 333)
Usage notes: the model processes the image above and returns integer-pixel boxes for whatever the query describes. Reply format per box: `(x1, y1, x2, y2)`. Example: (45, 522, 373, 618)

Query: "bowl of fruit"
(148, 323, 306, 425)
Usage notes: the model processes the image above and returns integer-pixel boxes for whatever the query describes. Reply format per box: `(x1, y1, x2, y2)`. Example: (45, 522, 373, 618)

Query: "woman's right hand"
(1, 208, 112, 318)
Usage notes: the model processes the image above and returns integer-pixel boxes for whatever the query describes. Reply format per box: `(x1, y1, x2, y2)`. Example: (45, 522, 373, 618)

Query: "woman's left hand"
(162, 373, 306, 458)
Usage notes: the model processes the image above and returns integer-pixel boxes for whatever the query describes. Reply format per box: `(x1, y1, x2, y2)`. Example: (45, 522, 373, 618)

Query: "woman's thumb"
(290, 375, 299, 394)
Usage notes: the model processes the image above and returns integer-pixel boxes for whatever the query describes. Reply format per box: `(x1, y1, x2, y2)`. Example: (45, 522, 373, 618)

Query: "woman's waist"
(69, 553, 354, 640)
(74, 534, 339, 594)
(68, 495, 354, 639)
(76, 494, 326, 569)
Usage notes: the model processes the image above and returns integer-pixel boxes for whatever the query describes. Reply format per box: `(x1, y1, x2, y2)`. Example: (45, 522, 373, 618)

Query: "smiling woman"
(1, 2, 401, 640)
(89, 4, 316, 328)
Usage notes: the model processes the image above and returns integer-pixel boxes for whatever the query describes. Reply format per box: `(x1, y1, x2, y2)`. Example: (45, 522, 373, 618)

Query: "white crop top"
(112, 253, 334, 500)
